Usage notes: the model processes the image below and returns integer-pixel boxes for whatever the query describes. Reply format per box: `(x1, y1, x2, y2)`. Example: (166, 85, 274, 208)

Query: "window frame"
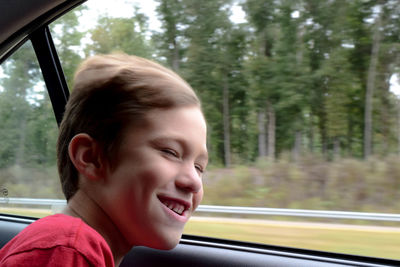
(31, 27, 69, 125)
(0, 0, 85, 124)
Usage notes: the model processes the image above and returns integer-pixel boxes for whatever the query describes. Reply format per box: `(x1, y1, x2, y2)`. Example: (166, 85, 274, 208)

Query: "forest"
(0, 0, 400, 212)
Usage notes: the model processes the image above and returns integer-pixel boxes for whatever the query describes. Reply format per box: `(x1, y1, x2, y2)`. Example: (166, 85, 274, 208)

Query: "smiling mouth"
(158, 197, 189, 216)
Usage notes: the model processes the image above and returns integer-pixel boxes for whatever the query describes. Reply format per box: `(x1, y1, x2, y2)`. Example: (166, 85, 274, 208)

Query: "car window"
(2, 0, 399, 261)
(0, 40, 63, 217)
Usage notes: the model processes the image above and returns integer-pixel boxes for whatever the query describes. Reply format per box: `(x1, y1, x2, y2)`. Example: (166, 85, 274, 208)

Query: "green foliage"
(153, 0, 188, 69)
(203, 155, 400, 213)
(180, 0, 233, 164)
(0, 42, 47, 167)
(0, 41, 60, 197)
(87, 15, 154, 58)
(203, 166, 255, 206)
(50, 6, 86, 89)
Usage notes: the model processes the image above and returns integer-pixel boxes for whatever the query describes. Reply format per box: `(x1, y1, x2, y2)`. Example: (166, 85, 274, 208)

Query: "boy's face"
(96, 106, 208, 249)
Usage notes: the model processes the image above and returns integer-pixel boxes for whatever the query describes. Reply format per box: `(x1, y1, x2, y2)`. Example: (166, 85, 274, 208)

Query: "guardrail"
(196, 205, 400, 222)
(1, 197, 400, 222)
(0, 198, 66, 206)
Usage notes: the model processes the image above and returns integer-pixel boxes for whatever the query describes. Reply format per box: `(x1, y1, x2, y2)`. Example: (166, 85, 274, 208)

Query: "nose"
(175, 162, 202, 193)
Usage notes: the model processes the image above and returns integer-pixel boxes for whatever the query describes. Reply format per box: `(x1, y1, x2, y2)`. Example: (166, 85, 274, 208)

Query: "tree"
(364, 3, 383, 158)
(372, 0, 400, 156)
(319, 48, 357, 158)
(87, 13, 154, 58)
(218, 25, 250, 166)
(0, 42, 40, 168)
(244, 0, 308, 160)
(154, 0, 188, 71)
(243, 0, 277, 159)
(50, 6, 85, 89)
(183, 0, 232, 165)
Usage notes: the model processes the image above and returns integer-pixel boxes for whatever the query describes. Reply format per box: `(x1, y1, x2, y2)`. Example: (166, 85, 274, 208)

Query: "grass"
(184, 217, 400, 260)
(2, 208, 399, 259)
(0, 207, 52, 218)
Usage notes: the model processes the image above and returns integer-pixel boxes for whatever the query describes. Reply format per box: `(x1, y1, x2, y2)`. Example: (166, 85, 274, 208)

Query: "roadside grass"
(184, 218, 400, 260)
(0, 207, 52, 218)
(2, 207, 399, 260)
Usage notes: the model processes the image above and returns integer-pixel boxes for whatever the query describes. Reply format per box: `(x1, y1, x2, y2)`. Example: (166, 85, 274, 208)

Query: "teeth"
(177, 206, 184, 214)
(162, 200, 185, 215)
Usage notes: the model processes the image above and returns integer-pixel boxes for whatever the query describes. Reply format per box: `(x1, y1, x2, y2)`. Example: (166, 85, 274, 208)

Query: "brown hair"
(57, 54, 200, 200)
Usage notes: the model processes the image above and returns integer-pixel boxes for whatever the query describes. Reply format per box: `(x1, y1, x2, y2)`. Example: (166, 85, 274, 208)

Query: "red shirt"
(0, 214, 114, 266)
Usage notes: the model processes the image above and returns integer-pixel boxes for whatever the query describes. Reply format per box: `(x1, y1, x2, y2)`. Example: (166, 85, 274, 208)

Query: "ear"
(68, 133, 106, 180)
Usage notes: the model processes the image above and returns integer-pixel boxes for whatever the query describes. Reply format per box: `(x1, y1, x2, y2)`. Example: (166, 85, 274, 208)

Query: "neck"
(62, 190, 131, 266)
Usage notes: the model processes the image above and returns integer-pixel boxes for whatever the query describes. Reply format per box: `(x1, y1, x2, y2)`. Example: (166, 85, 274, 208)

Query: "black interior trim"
(0, 0, 85, 64)
(180, 235, 400, 267)
(1, 214, 398, 267)
(122, 244, 388, 267)
(31, 26, 69, 125)
(0, 215, 35, 248)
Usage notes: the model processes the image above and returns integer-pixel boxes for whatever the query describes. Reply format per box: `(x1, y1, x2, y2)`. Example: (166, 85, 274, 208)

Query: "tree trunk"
(258, 110, 267, 157)
(333, 136, 340, 160)
(347, 113, 354, 157)
(296, 25, 304, 65)
(308, 112, 314, 152)
(222, 74, 231, 167)
(292, 131, 302, 162)
(364, 8, 382, 159)
(380, 82, 390, 154)
(260, 28, 272, 57)
(397, 99, 400, 155)
(172, 37, 180, 71)
(267, 103, 275, 159)
(318, 108, 328, 157)
(15, 117, 27, 167)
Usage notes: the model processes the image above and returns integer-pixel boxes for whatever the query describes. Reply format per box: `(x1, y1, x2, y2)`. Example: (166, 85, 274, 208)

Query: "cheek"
(125, 161, 176, 195)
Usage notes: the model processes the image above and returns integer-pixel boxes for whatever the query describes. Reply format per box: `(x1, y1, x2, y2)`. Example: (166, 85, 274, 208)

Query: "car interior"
(0, 0, 399, 266)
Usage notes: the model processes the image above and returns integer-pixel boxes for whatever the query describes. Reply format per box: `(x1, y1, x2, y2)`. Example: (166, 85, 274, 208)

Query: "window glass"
(6, 0, 397, 260)
(0, 41, 62, 217)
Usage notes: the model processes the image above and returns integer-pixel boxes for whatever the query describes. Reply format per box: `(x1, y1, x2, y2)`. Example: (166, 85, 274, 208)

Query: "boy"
(0, 54, 208, 266)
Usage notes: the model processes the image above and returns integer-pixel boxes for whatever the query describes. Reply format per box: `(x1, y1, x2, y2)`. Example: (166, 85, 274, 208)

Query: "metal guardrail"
(0, 198, 66, 206)
(1, 198, 400, 222)
(196, 205, 400, 222)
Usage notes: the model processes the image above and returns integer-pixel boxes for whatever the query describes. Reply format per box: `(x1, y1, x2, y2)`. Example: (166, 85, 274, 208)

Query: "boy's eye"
(162, 148, 179, 158)
(195, 164, 204, 174)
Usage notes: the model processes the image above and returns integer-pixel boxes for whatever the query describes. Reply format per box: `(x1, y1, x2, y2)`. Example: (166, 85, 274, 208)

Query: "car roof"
(0, 0, 84, 62)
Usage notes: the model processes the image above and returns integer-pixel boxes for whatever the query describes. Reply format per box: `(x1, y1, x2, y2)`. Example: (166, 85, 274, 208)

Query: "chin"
(146, 233, 182, 250)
